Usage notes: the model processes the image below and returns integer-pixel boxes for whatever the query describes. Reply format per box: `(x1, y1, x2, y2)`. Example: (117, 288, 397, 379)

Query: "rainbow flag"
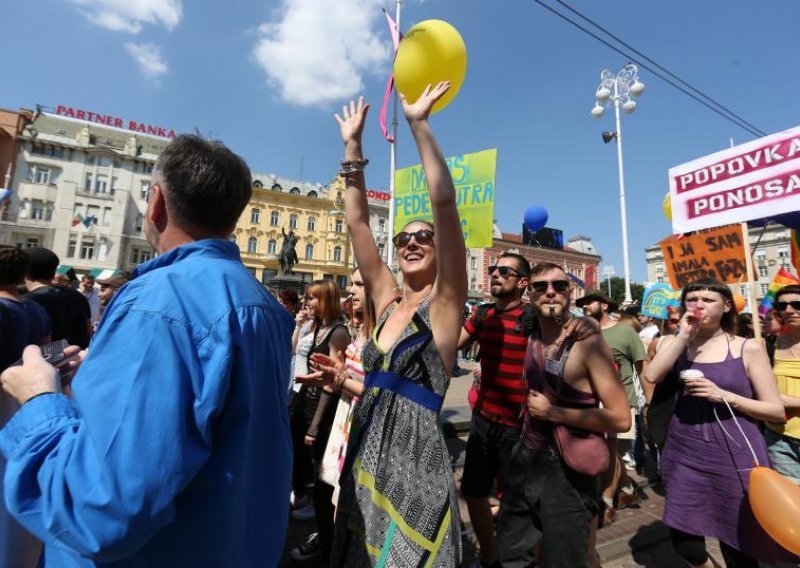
(759, 267, 800, 316)
(791, 229, 800, 275)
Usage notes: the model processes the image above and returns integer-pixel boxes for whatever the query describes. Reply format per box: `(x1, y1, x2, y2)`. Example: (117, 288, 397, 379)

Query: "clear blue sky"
(2, 0, 798, 281)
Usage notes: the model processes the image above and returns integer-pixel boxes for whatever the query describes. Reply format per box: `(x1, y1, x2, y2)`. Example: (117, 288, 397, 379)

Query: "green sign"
(394, 148, 497, 248)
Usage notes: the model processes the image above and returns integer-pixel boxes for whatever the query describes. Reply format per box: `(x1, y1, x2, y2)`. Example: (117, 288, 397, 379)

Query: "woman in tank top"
(645, 278, 787, 567)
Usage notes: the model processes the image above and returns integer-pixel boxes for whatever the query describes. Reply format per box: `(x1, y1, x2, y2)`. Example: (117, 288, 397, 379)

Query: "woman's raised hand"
(335, 96, 370, 147)
(400, 81, 450, 124)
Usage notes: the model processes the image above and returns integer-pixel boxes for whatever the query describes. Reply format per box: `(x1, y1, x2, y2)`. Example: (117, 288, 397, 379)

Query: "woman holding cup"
(645, 278, 787, 567)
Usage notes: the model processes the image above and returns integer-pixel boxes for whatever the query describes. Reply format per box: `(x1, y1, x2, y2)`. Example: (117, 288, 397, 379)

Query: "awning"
(89, 268, 120, 280)
(56, 265, 73, 275)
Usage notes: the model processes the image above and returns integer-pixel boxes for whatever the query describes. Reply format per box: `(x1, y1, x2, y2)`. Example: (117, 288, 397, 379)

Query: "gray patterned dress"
(331, 298, 461, 567)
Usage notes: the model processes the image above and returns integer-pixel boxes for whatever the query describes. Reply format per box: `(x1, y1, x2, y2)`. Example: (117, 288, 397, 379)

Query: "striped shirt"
(464, 303, 529, 427)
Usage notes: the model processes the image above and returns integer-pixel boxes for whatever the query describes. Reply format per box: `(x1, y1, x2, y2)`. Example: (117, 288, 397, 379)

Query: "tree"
(589, 277, 645, 308)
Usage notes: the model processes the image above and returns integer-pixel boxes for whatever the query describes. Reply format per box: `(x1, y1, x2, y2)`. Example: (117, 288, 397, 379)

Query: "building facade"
(0, 107, 167, 273)
(645, 223, 794, 302)
(233, 173, 390, 289)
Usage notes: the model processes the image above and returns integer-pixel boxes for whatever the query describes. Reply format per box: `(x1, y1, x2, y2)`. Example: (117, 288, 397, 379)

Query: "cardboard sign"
(641, 284, 681, 319)
(394, 148, 496, 248)
(668, 124, 800, 233)
(659, 224, 747, 289)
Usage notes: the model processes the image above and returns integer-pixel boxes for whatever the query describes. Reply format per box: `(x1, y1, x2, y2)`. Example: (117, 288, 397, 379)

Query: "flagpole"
(387, 0, 401, 275)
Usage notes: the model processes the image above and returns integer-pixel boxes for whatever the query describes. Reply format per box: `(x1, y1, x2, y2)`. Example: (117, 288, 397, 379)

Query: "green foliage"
(589, 277, 645, 308)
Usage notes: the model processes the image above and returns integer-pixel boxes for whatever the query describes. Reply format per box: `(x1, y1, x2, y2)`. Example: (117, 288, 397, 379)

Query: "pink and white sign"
(669, 125, 800, 233)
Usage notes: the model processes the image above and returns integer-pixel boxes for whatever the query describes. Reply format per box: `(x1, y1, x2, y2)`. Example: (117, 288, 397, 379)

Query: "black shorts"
(460, 412, 521, 498)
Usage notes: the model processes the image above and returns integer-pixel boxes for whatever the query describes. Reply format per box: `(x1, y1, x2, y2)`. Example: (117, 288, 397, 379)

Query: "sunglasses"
(668, 319, 680, 324)
(530, 280, 570, 294)
(488, 265, 522, 279)
(392, 229, 434, 248)
(776, 301, 800, 312)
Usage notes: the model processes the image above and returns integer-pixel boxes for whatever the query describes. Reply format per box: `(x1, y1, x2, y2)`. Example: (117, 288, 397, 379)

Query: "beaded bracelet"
(339, 158, 369, 177)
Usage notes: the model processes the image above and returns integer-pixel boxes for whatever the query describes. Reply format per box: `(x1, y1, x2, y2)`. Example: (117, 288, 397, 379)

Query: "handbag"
(528, 336, 610, 476)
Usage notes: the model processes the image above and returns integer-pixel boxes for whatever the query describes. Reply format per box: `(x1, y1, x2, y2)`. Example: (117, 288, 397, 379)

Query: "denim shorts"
(460, 412, 521, 498)
(496, 443, 599, 568)
(766, 428, 800, 484)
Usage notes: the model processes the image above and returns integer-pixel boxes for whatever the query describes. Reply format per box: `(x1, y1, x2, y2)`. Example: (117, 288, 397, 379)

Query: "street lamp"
(591, 63, 644, 306)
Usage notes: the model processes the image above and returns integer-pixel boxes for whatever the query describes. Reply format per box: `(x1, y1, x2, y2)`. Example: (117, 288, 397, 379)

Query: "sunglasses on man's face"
(776, 301, 800, 312)
(530, 280, 570, 294)
(392, 229, 434, 248)
(488, 265, 522, 279)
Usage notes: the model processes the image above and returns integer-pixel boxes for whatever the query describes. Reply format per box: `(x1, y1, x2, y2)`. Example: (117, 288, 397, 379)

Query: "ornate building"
(232, 173, 390, 289)
(0, 105, 166, 272)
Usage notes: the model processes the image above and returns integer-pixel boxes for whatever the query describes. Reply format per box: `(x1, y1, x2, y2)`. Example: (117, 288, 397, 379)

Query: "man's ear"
(519, 277, 529, 291)
(148, 185, 168, 228)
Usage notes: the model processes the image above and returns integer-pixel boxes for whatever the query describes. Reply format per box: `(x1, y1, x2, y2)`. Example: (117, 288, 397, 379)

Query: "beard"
(490, 284, 515, 299)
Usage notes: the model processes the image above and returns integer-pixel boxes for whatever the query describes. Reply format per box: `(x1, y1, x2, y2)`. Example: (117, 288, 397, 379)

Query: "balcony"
(16, 181, 58, 203)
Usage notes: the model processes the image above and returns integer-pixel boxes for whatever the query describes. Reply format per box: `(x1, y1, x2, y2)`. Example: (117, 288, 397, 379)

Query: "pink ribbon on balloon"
(379, 9, 403, 143)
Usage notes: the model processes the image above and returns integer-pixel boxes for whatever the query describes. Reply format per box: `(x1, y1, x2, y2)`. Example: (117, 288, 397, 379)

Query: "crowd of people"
(0, 80, 799, 568)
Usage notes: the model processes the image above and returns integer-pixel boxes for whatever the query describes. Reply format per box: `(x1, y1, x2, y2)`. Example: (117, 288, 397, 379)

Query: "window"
(289, 213, 298, 230)
(379, 243, 385, 258)
(84, 173, 93, 192)
(134, 213, 144, 232)
(290, 187, 300, 195)
(111, 177, 118, 194)
(87, 205, 99, 223)
(656, 276, 664, 283)
(307, 190, 318, 198)
(95, 175, 108, 194)
(336, 275, 348, 290)
(760, 283, 769, 296)
(86, 154, 96, 165)
(45, 201, 54, 221)
(740, 285, 748, 297)
(31, 200, 45, 220)
(247, 237, 257, 253)
(378, 218, 386, 232)
(758, 265, 769, 277)
(250, 208, 261, 224)
(333, 246, 342, 262)
(270, 211, 279, 226)
(335, 219, 343, 233)
(103, 207, 112, 226)
(67, 235, 77, 258)
(470, 257, 477, 270)
(33, 166, 51, 185)
(130, 247, 154, 265)
(98, 237, 109, 262)
(268, 239, 277, 255)
(654, 263, 664, 273)
(140, 181, 150, 200)
(305, 244, 314, 260)
(308, 216, 316, 231)
(80, 238, 95, 260)
(31, 144, 47, 156)
(778, 247, 790, 258)
(98, 156, 113, 167)
(755, 248, 767, 260)
(471, 276, 477, 289)
(143, 163, 153, 174)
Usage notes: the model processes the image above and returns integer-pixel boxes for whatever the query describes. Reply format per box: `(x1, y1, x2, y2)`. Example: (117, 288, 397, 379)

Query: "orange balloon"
(733, 293, 747, 313)
(749, 466, 800, 554)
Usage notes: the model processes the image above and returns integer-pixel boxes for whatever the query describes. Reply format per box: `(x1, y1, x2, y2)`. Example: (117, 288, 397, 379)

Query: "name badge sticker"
(545, 358, 562, 377)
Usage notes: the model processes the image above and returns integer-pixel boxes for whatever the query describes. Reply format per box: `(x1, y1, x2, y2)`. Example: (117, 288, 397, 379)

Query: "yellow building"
(233, 174, 352, 289)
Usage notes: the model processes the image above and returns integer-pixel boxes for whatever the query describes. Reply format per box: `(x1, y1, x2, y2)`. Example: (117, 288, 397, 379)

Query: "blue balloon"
(524, 205, 548, 232)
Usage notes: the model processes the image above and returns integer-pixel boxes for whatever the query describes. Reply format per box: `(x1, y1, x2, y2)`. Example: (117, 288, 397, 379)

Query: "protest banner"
(668, 124, 800, 234)
(759, 267, 800, 317)
(394, 148, 496, 248)
(659, 224, 747, 289)
(641, 283, 681, 319)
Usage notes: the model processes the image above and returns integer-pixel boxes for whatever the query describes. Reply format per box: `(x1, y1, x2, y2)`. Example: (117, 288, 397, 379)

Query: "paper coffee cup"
(679, 369, 703, 383)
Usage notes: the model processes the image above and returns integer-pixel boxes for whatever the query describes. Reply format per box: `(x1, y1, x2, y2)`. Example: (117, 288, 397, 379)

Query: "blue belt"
(364, 370, 444, 413)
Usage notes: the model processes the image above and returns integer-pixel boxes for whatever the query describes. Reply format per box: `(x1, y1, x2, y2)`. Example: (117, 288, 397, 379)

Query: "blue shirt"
(0, 239, 294, 566)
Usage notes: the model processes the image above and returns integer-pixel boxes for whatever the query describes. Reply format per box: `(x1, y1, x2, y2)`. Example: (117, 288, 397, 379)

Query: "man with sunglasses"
(457, 252, 533, 568)
(577, 292, 647, 525)
(497, 263, 630, 568)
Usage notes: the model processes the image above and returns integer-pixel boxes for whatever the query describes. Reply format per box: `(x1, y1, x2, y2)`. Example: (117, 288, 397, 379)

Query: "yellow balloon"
(749, 466, 800, 554)
(394, 20, 467, 114)
(663, 192, 672, 222)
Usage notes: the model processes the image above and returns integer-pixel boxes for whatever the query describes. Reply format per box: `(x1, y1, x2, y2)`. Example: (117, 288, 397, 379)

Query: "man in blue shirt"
(0, 135, 294, 566)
